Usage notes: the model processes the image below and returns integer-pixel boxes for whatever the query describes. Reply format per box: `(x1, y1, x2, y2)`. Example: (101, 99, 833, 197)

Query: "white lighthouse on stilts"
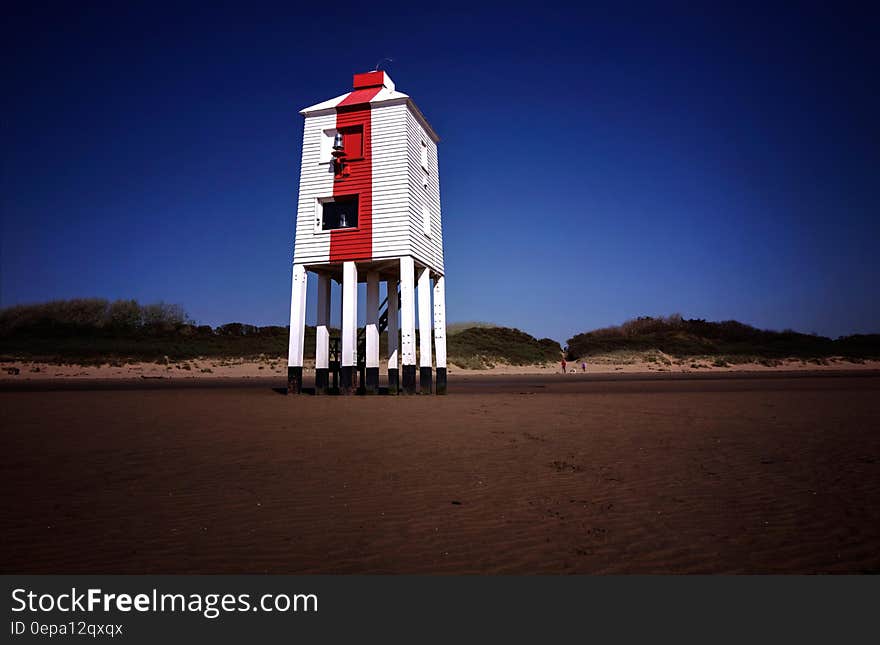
(287, 70, 447, 395)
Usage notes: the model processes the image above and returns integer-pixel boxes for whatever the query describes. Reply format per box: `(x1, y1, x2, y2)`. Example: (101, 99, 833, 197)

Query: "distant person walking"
(581, 361, 586, 373)
(561, 358, 567, 374)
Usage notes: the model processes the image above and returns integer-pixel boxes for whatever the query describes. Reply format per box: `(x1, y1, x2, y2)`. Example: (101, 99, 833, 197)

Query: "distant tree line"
(0, 299, 298, 362)
(0, 299, 294, 339)
(0, 299, 190, 335)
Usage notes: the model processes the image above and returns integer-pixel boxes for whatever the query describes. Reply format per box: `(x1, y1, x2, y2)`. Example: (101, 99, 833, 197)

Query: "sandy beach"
(2, 371, 879, 574)
(2, 355, 878, 381)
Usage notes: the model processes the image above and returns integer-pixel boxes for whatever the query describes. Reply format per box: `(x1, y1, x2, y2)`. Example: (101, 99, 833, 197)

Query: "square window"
(420, 141, 428, 171)
(340, 126, 364, 159)
(320, 195, 359, 230)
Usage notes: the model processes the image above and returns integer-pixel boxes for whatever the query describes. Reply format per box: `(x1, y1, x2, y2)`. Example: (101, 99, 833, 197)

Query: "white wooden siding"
(405, 107, 444, 274)
(369, 103, 411, 261)
(293, 112, 335, 264)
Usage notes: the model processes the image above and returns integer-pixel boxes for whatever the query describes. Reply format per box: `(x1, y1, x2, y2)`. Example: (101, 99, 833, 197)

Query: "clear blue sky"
(3, 2, 878, 343)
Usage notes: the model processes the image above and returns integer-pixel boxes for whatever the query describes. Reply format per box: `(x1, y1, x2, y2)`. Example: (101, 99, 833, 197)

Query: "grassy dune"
(0, 299, 560, 369)
(565, 315, 880, 364)
(2, 301, 877, 370)
(446, 327, 561, 369)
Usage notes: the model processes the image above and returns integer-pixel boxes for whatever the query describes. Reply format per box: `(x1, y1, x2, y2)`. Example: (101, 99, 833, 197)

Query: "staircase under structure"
(354, 286, 401, 394)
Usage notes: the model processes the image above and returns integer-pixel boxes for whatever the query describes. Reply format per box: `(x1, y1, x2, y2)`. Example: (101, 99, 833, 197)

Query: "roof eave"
(299, 94, 441, 143)
(406, 98, 441, 143)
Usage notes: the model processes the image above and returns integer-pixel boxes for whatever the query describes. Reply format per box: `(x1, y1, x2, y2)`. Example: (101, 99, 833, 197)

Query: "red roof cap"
(353, 70, 389, 89)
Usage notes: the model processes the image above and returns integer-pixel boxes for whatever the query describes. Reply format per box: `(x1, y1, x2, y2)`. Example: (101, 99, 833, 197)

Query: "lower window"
(320, 195, 359, 230)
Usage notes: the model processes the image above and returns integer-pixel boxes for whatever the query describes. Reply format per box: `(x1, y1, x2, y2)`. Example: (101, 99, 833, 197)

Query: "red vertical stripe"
(329, 86, 381, 262)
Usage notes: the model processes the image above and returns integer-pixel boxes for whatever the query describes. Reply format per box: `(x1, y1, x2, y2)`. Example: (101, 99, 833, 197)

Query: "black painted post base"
(387, 368, 399, 395)
(435, 367, 447, 395)
(420, 366, 433, 394)
(315, 368, 329, 395)
(402, 365, 417, 394)
(330, 362, 339, 391)
(287, 366, 303, 395)
(339, 366, 354, 395)
(365, 367, 379, 395)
